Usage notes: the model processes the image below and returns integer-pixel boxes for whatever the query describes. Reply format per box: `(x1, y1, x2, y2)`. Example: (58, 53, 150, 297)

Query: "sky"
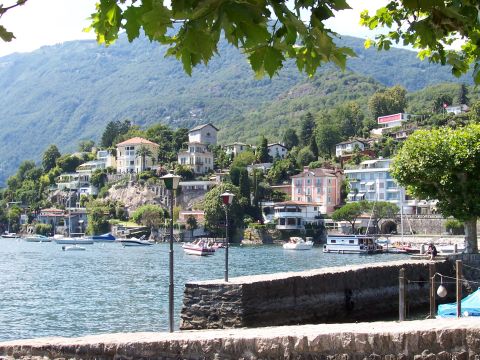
(0, 0, 387, 58)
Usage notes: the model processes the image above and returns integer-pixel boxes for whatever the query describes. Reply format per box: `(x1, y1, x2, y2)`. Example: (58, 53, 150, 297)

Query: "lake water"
(0, 239, 409, 341)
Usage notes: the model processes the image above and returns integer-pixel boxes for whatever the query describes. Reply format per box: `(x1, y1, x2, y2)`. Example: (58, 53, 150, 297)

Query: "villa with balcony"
(273, 201, 323, 230)
(116, 137, 159, 174)
(178, 124, 218, 175)
(290, 167, 343, 214)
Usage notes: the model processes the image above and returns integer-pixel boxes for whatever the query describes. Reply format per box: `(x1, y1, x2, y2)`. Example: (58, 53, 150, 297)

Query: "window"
(331, 239, 336, 243)
(307, 179, 311, 184)
(297, 188, 301, 194)
(130, 161, 134, 165)
(349, 240, 354, 244)
(317, 188, 322, 194)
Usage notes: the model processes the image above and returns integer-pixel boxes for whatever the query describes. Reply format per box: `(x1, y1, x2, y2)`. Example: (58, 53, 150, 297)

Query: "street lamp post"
(160, 173, 181, 333)
(220, 191, 235, 282)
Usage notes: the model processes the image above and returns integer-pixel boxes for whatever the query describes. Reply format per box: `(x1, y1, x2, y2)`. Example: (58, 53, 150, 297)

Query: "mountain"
(0, 34, 472, 185)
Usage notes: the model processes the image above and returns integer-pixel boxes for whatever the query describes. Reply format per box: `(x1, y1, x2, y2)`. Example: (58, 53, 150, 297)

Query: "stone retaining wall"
(1, 318, 480, 360)
(180, 260, 454, 330)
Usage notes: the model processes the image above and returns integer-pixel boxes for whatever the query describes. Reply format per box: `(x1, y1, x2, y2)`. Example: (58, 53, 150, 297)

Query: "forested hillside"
(0, 34, 472, 185)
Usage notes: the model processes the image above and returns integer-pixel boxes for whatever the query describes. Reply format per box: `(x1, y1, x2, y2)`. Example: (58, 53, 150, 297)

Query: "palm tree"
(136, 145, 153, 172)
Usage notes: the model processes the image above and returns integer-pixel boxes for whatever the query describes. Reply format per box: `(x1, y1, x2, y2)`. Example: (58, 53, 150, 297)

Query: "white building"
(445, 104, 469, 115)
(335, 139, 367, 157)
(188, 123, 218, 145)
(178, 124, 218, 175)
(116, 137, 160, 174)
(225, 142, 250, 157)
(273, 201, 323, 231)
(268, 143, 288, 160)
(344, 158, 434, 214)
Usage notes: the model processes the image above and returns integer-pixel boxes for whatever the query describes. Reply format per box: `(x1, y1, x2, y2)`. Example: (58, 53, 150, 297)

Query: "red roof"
(116, 137, 159, 147)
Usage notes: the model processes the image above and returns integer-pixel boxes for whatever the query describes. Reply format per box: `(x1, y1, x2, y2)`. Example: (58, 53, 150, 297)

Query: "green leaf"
(0, 25, 14, 42)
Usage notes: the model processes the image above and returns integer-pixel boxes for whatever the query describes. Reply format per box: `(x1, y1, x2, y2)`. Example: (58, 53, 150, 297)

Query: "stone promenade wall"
(1, 318, 480, 360)
(180, 260, 454, 330)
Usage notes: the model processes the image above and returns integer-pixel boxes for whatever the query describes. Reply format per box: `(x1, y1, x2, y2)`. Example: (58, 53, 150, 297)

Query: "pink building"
(290, 167, 343, 214)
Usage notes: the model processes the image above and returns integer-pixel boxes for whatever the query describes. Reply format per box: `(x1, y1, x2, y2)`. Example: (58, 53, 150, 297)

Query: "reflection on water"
(0, 240, 408, 341)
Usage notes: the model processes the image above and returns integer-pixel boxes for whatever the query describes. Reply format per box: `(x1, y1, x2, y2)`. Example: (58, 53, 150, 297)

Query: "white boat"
(323, 234, 380, 254)
(116, 238, 154, 246)
(54, 237, 94, 245)
(62, 245, 86, 251)
(24, 234, 52, 243)
(1, 232, 20, 238)
(283, 237, 314, 250)
(182, 240, 215, 256)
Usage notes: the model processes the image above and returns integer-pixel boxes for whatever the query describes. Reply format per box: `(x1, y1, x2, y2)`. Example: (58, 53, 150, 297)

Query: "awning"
(365, 181, 375, 186)
(356, 193, 366, 199)
(347, 193, 356, 199)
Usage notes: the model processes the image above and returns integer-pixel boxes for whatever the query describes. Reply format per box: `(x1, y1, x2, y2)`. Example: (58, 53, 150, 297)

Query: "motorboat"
(116, 238, 154, 246)
(323, 234, 380, 254)
(283, 237, 314, 250)
(393, 242, 421, 254)
(89, 233, 116, 242)
(1, 232, 20, 238)
(62, 245, 86, 251)
(24, 234, 52, 243)
(54, 236, 94, 245)
(182, 240, 215, 256)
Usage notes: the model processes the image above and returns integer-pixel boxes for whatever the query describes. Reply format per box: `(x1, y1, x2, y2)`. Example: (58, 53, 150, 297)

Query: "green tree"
(361, 2, 480, 84)
(391, 124, 480, 252)
(331, 202, 364, 234)
(90, 169, 108, 189)
(78, 140, 95, 152)
(86, 200, 110, 235)
(203, 183, 243, 237)
(136, 145, 154, 172)
(42, 145, 61, 173)
(257, 137, 271, 163)
(239, 169, 251, 202)
(309, 137, 319, 159)
(131, 204, 167, 234)
(267, 158, 296, 185)
(282, 129, 299, 150)
(368, 86, 407, 120)
(316, 116, 341, 158)
(296, 147, 315, 167)
(231, 150, 256, 169)
(432, 95, 453, 114)
(469, 101, 480, 123)
(56, 155, 83, 173)
(175, 164, 194, 180)
(300, 112, 315, 146)
(457, 84, 469, 106)
(101, 120, 132, 147)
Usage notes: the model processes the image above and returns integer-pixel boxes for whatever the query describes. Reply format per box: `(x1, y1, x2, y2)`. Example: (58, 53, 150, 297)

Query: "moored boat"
(1, 232, 20, 238)
(182, 240, 215, 256)
(24, 234, 52, 243)
(116, 238, 154, 246)
(323, 234, 380, 254)
(54, 236, 94, 245)
(283, 237, 314, 250)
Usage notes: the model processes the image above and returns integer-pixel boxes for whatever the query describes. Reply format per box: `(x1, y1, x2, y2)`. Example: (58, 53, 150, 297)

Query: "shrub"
(35, 223, 52, 236)
(445, 218, 464, 235)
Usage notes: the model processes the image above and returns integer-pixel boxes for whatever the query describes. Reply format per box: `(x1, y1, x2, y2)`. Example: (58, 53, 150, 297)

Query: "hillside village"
(0, 94, 473, 241)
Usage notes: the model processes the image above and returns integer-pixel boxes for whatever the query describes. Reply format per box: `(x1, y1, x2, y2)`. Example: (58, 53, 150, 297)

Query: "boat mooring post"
(429, 262, 436, 318)
(399, 268, 406, 321)
(456, 260, 462, 318)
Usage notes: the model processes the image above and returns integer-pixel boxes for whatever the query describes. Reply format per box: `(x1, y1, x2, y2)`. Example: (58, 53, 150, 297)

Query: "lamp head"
(160, 173, 181, 190)
(437, 284, 447, 298)
(220, 191, 235, 205)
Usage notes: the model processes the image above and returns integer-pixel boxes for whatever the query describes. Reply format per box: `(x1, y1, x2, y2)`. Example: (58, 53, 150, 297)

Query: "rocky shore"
(0, 318, 479, 359)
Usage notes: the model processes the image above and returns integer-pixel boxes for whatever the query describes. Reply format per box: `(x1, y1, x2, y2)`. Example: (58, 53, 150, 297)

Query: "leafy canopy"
(392, 124, 480, 222)
(86, 0, 355, 77)
(361, 1, 480, 84)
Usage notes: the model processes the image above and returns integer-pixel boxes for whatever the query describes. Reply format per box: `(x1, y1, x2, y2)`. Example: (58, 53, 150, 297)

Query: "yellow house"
(116, 137, 159, 174)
